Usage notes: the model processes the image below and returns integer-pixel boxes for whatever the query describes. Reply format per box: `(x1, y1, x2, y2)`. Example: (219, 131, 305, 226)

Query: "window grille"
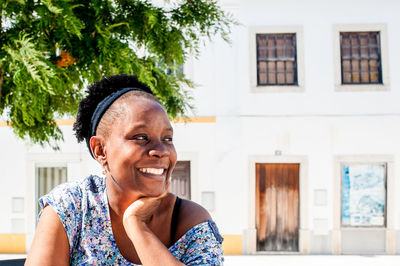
(36, 166, 67, 215)
(256, 33, 298, 86)
(340, 32, 382, 84)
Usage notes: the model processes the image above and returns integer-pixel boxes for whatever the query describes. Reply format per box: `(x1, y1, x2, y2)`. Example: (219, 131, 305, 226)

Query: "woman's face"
(103, 96, 177, 198)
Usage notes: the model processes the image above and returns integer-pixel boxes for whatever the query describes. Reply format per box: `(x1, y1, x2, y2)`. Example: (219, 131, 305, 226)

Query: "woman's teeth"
(139, 168, 164, 175)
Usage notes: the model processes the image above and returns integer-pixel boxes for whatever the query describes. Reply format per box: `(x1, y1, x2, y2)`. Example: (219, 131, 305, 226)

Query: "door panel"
(256, 163, 299, 251)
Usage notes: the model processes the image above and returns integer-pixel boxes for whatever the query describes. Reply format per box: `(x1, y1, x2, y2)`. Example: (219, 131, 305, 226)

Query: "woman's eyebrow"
(125, 124, 147, 133)
(125, 124, 174, 133)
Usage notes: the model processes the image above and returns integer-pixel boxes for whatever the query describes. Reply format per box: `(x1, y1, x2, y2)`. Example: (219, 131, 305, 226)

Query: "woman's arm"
(123, 196, 184, 266)
(125, 218, 184, 266)
(25, 206, 70, 266)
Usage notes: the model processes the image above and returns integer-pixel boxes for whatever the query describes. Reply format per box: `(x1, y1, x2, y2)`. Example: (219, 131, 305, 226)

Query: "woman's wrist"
(123, 215, 150, 241)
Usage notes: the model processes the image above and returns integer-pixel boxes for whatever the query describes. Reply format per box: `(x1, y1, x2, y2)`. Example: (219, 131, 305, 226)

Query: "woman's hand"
(122, 190, 169, 225)
(122, 177, 170, 225)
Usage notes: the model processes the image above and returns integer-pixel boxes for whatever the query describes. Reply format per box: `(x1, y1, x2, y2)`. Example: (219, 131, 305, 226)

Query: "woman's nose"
(148, 142, 169, 158)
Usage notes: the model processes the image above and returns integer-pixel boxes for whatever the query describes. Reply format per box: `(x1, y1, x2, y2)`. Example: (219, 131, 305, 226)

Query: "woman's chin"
(140, 184, 167, 198)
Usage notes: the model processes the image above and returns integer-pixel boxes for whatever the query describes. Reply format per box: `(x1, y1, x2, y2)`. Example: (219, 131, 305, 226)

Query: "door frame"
(246, 155, 309, 254)
(332, 155, 396, 254)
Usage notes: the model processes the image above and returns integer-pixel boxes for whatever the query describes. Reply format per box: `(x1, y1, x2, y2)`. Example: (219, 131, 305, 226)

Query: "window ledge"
(335, 83, 389, 92)
(251, 85, 304, 93)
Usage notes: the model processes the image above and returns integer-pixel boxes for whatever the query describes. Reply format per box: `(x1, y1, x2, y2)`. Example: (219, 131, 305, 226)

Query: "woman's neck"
(105, 175, 142, 217)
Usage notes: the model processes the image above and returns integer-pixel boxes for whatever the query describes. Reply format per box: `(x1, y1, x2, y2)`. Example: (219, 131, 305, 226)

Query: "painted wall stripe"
(222, 234, 242, 255)
(0, 117, 217, 128)
(56, 120, 75, 126)
(172, 116, 216, 123)
(0, 121, 9, 127)
(0, 234, 26, 254)
(0, 233, 240, 255)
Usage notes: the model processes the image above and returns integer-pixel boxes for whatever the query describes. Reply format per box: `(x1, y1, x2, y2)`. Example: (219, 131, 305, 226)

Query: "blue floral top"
(39, 175, 224, 265)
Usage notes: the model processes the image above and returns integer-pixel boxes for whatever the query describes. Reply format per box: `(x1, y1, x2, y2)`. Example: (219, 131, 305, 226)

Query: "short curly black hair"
(73, 74, 154, 144)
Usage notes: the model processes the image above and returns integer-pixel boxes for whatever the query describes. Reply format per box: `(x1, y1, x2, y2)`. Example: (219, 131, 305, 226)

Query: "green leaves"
(0, 0, 235, 148)
(4, 33, 55, 93)
(1, 33, 81, 147)
(41, 0, 62, 14)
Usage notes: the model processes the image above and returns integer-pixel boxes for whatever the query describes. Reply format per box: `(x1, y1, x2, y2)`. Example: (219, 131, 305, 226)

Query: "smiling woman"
(25, 74, 224, 265)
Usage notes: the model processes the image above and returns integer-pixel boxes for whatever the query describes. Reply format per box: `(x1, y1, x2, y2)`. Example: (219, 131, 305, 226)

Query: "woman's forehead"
(116, 96, 168, 121)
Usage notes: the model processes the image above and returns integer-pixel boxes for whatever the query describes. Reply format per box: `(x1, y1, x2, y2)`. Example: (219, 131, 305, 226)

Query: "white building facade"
(1, 0, 400, 255)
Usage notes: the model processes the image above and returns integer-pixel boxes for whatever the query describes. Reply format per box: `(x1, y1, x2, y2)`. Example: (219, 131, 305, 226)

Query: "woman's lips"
(138, 167, 167, 178)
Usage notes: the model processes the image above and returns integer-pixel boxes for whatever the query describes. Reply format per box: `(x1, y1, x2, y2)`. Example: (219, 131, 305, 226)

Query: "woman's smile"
(137, 167, 167, 179)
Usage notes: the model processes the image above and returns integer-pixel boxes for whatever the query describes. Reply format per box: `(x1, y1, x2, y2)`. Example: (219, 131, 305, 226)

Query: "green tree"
(0, 0, 234, 148)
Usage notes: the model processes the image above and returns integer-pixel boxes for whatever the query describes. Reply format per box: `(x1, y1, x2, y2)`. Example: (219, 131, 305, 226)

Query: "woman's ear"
(90, 136, 107, 167)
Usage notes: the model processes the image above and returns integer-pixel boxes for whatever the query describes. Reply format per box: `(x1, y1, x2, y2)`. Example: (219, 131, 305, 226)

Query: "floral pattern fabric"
(39, 175, 224, 265)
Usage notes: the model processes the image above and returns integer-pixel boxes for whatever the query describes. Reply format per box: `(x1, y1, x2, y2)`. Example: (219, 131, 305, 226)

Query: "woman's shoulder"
(173, 197, 212, 241)
(79, 174, 106, 193)
(48, 175, 104, 195)
(180, 198, 211, 226)
(169, 197, 224, 265)
(39, 175, 105, 212)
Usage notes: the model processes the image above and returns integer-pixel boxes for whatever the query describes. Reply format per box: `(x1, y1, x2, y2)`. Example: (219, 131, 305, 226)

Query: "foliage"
(0, 0, 235, 148)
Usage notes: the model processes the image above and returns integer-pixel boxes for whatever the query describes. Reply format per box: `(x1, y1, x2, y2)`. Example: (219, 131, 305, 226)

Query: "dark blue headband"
(87, 87, 141, 157)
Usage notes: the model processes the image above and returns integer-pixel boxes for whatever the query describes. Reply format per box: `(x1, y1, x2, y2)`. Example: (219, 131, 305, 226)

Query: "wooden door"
(256, 163, 299, 251)
(170, 161, 191, 199)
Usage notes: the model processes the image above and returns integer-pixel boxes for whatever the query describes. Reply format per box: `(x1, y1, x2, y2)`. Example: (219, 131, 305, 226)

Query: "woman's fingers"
(123, 196, 163, 224)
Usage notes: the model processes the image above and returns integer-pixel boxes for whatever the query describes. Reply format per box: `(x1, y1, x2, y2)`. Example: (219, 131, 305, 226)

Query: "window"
(35, 166, 67, 215)
(256, 34, 297, 86)
(340, 32, 382, 84)
(250, 26, 304, 92)
(341, 163, 386, 227)
(333, 24, 389, 91)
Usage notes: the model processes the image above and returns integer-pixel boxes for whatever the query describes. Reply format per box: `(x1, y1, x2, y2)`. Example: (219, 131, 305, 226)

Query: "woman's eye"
(133, 135, 148, 141)
(164, 136, 173, 143)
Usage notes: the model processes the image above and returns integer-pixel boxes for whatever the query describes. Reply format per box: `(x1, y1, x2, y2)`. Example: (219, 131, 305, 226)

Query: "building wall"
(191, 0, 400, 254)
(1, 0, 399, 255)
